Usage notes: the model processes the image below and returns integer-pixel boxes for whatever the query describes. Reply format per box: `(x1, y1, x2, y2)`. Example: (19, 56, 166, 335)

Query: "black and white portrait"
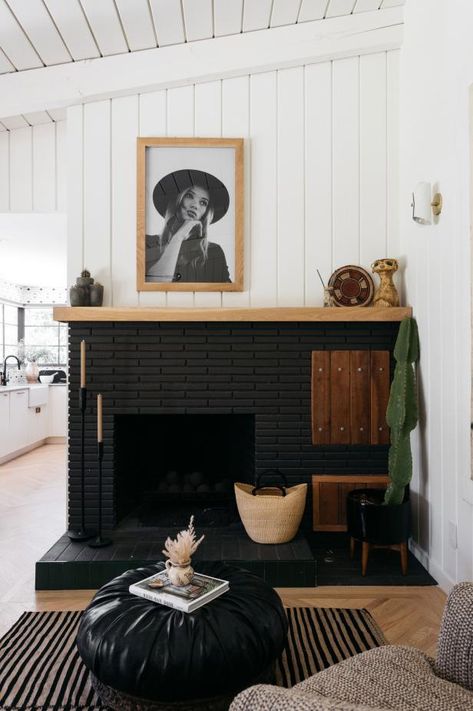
(137, 139, 243, 292)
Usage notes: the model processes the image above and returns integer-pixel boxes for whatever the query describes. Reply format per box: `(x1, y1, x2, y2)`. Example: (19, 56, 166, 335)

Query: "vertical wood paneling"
(166, 85, 195, 306)
(249, 71, 277, 305)
(83, 100, 111, 303)
(360, 52, 386, 264)
(66, 105, 84, 286)
(194, 81, 222, 307)
(277, 67, 305, 305)
(138, 90, 167, 306)
(332, 57, 360, 266)
(370, 350, 390, 444)
(305, 62, 332, 304)
(0, 132, 9, 212)
(56, 120, 67, 212)
(222, 75, 251, 307)
(386, 49, 400, 257)
(64, 49, 400, 308)
(10, 127, 33, 212)
(33, 123, 56, 212)
(111, 95, 139, 306)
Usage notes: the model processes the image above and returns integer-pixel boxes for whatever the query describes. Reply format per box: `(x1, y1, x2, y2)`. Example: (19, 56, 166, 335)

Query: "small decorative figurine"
(69, 269, 104, 307)
(162, 516, 205, 587)
(371, 258, 400, 307)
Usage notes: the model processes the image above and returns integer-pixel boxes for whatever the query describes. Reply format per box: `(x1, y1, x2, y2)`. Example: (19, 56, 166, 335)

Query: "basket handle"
(252, 469, 287, 497)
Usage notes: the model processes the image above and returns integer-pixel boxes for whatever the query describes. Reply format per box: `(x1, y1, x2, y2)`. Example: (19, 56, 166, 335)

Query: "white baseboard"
(0, 439, 46, 465)
(409, 539, 456, 593)
(45, 436, 66, 444)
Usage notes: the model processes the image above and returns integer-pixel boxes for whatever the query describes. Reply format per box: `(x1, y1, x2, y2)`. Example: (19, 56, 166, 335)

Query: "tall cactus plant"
(384, 317, 419, 505)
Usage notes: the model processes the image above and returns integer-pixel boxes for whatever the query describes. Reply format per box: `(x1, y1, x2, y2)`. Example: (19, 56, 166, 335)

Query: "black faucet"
(1, 355, 21, 386)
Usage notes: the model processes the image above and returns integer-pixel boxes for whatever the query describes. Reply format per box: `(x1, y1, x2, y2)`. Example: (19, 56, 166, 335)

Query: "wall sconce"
(412, 182, 443, 224)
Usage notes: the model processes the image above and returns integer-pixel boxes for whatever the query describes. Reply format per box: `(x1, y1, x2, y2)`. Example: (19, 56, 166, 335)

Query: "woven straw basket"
(234, 470, 307, 544)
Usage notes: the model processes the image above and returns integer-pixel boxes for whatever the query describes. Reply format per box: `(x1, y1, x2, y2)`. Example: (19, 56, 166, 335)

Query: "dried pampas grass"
(162, 516, 205, 565)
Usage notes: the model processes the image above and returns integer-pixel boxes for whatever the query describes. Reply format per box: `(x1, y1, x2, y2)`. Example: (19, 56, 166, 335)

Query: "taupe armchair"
(230, 582, 473, 711)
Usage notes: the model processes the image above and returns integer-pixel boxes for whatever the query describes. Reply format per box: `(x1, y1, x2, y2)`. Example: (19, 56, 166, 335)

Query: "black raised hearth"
(36, 319, 399, 589)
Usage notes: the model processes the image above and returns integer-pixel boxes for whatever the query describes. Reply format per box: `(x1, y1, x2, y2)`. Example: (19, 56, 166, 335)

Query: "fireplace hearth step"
(35, 529, 316, 590)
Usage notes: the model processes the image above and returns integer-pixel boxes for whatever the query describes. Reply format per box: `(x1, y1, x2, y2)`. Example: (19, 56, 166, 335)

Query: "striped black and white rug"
(0, 608, 385, 710)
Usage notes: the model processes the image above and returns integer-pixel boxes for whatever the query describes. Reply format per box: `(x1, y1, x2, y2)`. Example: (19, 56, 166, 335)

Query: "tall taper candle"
(80, 340, 86, 388)
(97, 393, 103, 442)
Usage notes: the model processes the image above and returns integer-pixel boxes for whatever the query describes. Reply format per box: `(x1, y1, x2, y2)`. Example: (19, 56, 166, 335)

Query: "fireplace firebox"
(115, 413, 255, 528)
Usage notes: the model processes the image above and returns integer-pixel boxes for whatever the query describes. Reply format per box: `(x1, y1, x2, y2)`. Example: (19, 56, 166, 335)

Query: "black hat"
(152, 169, 230, 224)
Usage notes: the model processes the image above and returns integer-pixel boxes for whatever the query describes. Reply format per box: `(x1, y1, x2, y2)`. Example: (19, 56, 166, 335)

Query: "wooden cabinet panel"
(312, 474, 390, 531)
(311, 351, 330, 445)
(311, 349, 391, 445)
(330, 351, 350, 444)
(370, 350, 390, 444)
(350, 351, 370, 444)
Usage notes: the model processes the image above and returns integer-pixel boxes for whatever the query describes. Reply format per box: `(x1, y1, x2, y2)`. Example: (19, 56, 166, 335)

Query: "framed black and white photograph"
(137, 137, 243, 291)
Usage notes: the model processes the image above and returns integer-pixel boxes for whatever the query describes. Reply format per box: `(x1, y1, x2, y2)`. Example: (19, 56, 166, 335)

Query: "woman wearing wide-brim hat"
(145, 169, 231, 283)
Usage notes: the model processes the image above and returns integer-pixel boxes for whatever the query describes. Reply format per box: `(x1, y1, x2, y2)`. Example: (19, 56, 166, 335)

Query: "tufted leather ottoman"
(76, 562, 288, 711)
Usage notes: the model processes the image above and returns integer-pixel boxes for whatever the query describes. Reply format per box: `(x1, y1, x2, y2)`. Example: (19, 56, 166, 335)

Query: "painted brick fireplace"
(67, 320, 399, 534)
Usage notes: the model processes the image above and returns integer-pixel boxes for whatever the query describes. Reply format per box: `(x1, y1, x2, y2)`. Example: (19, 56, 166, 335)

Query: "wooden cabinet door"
(311, 351, 330, 445)
(370, 351, 390, 444)
(350, 351, 370, 444)
(330, 351, 350, 444)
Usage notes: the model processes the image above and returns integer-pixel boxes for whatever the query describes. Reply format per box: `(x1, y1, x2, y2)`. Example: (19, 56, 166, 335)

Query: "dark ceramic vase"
(90, 283, 104, 306)
(69, 284, 90, 306)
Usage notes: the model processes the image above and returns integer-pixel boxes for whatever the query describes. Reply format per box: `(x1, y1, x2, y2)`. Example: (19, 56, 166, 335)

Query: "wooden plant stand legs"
(350, 538, 409, 576)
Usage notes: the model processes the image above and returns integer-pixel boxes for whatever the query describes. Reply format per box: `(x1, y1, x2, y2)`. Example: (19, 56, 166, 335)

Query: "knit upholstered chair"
(230, 582, 473, 711)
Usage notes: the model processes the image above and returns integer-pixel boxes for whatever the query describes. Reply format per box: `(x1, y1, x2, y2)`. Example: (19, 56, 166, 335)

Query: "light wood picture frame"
(137, 137, 244, 291)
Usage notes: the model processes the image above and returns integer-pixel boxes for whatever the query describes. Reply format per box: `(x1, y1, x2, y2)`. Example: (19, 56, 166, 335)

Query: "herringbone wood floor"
(0, 445, 446, 657)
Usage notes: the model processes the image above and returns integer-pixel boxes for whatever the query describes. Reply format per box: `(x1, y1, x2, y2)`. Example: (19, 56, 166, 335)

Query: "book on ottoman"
(129, 570, 229, 613)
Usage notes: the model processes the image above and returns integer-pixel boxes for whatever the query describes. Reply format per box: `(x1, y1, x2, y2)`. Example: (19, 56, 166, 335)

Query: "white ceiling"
(0, 0, 404, 130)
(0, 214, 67, 287)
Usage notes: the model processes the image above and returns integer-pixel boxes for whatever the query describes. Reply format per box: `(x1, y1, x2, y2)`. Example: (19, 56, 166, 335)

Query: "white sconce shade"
(412, 182, 443, 224)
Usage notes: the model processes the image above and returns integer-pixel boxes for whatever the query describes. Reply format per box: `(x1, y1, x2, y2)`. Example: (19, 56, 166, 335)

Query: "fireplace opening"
(114, 414, 255, 528)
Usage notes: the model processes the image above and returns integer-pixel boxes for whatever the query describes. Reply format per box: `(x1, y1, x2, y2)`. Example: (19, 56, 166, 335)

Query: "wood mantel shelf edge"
(53, 306, 412, 322)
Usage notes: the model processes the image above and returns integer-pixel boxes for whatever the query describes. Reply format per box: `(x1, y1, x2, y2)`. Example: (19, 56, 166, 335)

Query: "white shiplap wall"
(0, 121, 66, 213)
(67, 50, 400, 307)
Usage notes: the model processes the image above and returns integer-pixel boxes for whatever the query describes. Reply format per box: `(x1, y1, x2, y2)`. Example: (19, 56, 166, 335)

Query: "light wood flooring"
(0, 444, 446, 658)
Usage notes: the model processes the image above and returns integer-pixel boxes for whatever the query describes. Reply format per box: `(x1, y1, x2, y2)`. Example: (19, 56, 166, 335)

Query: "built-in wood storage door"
(311, 350, 390, 445)
(312, 474, 390, 531)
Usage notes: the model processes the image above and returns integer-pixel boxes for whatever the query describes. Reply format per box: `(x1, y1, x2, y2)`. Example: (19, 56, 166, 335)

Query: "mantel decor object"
(327, 265, 374, 307)
(371, 258, 400, 308)
(70, 270, 104, 307)
(161, 516, 205, 586)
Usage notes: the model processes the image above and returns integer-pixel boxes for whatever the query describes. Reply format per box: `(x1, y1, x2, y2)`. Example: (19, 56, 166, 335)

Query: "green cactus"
(384, 317, 419, 505)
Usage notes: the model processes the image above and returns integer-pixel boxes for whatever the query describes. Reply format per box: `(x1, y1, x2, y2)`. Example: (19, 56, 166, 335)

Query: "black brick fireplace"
(36, 317, 399, 590)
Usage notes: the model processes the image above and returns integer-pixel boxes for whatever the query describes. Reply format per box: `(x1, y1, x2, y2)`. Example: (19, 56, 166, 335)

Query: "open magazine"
(129, 569, 229, 613)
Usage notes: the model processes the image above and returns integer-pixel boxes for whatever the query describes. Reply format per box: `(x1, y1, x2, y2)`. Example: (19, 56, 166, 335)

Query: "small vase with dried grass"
(162, 516, 205, 586)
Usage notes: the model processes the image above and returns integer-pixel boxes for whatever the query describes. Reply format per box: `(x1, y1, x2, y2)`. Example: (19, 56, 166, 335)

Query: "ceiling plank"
(325, 0, 356, 17)
(353, 0, 381, 11)
(380, 0, 404, 6)
(47, 107, 67, 121)
(43, 0, 100, 61)
(0, 47, 15, 74)
(149, 0, 185, 47)
(6, 0, 71, 66)
(115, 0, 156, 51)
(214, 0, 243, 37)
(2, 115, 29, 129)
(271, 0, 302, 27)
(23, 110, 53, 125)
(0, 0, 43, 70)
(242, 0, 273, 31)
(0, 9, 403, 119)
(298, 0, 328, 21)
(80, 0, 129, 56)
(182, 0, 213, 42)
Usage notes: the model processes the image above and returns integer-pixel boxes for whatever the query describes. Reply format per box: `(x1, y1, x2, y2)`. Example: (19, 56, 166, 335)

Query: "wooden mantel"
(53, 306, 412, 323)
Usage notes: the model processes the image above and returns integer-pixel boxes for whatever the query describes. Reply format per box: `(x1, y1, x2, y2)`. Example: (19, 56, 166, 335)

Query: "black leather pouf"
(76, 562, 288, 710)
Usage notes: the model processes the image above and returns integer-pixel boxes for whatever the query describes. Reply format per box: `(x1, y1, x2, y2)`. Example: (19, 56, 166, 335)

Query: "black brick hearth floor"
(35, 527, 316, 590)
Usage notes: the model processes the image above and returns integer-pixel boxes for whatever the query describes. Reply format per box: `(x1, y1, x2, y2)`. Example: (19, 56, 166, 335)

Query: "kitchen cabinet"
(0, 391, 10, 458)
(10, 388, 29, 452)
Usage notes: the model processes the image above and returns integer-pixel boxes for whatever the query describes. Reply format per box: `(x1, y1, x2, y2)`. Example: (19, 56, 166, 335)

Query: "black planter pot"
(347, 488, 410, 546)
